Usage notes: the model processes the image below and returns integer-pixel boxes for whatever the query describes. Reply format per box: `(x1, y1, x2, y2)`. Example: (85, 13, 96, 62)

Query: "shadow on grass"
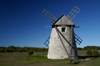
(78, 55, 100, 60)
(73, 61, 80, 64)
(72, 55, 100, 64)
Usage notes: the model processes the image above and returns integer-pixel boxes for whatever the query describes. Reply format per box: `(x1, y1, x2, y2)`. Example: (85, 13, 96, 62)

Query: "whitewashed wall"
(47, 26, 78, 59)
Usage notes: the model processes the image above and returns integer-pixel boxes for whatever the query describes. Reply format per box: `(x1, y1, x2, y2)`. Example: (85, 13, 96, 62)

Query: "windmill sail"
(41, 9, 57, 23)
(67, 6, 80, 20)
(74, 33, 82, 45)
(44, 36, 50, 47)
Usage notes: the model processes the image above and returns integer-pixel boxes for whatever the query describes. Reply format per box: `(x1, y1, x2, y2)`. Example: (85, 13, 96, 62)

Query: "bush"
(5, 48, 9, 52)
(18, 49, 23, 52)
(92, 50, 99, 56)
(77, 47, 82, 50)
(86, 48, 92, 55)
(8, 49, 14, 52)
(28, 50, 34, 55)
(0, 47, 5, 52)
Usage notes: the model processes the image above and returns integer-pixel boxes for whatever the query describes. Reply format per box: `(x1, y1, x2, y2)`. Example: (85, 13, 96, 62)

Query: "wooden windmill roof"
(52, 15, 75, 27)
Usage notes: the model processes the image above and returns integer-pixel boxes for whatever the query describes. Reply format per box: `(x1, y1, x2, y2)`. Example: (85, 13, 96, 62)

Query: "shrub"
(5, 48, 9, 52)
(86, 48, 92, 55)
(8, 49, 14, 52)
(0, 47, 5, 52)
(18, 49, 23, 52)
(77, 47, 82, 50)
(28, 50, 34, 55)
(92, 50, 99, 56)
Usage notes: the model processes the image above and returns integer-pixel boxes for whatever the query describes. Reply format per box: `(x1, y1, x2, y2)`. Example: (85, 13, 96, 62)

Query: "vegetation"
(0, 51, 100, 66)
(28, 50, 34, 55)
(0, 45, 48, 53)
(92, 50, 99, 56)
(0, 45, 100, 66)
(86, 48, 92, 55)
(86, 49, 99, 56)
(0, 46, 100, 53)
(83, 46, 100, 50)
(77, 46, 100, 50)
(77, 47, 83, 50)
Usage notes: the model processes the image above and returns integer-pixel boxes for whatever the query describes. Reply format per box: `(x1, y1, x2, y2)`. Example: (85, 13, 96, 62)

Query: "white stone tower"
(48, 15, 78, 59)
(41, 6, 82, 59)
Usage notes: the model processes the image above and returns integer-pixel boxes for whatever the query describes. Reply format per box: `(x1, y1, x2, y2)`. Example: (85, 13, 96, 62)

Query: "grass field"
(0, 51, 100, 66)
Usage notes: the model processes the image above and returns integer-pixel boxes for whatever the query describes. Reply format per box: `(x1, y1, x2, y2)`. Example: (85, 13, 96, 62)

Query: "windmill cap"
(52, 15, 75, 27)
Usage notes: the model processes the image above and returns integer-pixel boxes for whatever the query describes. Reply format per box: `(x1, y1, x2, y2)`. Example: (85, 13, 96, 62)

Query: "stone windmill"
(41, 6, 82, 59)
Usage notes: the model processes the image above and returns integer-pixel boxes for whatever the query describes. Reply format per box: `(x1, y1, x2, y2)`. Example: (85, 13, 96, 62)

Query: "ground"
(0, 50, 100, 66)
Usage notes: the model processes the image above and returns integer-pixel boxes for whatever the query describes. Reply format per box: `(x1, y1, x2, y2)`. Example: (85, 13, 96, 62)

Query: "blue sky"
(0, 0, 100, 48)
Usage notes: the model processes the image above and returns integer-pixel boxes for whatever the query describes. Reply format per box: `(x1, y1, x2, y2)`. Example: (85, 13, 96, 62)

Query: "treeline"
(0, 45, 100, 52)
(77, 46, 100, 50)
(0, 45, 48, 52)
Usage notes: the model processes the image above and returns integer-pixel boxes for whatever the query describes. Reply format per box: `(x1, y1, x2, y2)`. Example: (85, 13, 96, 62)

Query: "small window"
(62, 28, 65, 32)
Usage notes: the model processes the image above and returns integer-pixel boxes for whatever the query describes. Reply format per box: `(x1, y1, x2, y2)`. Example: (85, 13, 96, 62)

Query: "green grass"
(20, 55, 68, 63)
(0, 52, 68, 66)
(0, 51, 100, 66)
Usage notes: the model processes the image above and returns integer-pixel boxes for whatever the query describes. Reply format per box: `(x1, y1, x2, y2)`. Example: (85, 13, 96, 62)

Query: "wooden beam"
(45, 26, 52, 27)
(75, 26, 80, 28)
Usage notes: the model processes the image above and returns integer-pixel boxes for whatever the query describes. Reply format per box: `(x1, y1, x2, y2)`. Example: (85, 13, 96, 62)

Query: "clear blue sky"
(0, 0, 100, 48)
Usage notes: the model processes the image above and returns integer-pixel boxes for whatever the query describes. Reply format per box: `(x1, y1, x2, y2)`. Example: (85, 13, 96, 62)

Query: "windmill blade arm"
(75, 26, 80, 28)
(44, 36, 50, 47)
(74, 33, 82, 45)
(45, 26, 52, 27)
(41, 9, 57, 23)
(67, 6, 81, 20)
